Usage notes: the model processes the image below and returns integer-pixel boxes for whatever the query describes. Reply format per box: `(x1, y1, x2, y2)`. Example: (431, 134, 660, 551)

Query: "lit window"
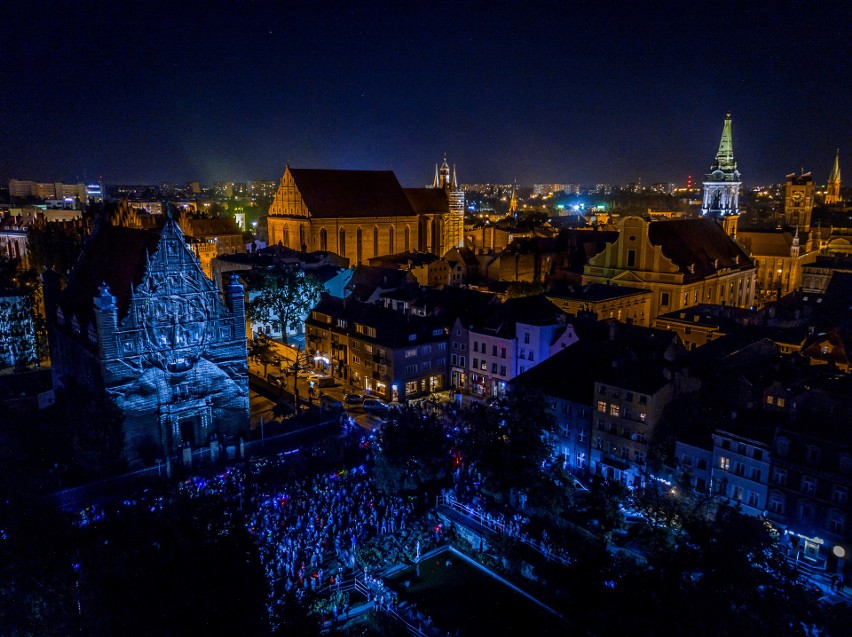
(597, 400, 607, 413)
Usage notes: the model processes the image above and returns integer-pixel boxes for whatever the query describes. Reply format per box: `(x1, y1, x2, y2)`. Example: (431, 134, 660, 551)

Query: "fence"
(436, 494, 572, 567)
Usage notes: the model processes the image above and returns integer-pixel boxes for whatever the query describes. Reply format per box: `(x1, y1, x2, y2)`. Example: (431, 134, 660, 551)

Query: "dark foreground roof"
(58, 224, 162, 328)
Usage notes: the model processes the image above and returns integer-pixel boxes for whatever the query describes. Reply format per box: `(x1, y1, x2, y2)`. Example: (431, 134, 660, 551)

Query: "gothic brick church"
(46, 216, 249, 463)
(265, 159, 464, 264)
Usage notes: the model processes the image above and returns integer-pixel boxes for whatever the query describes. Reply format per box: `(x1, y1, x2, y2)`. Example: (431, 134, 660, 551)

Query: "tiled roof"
(512, 320, 679, 400)
(288, 168, 416, 219)
(307, 295, 444, 349)
(479, 294, 564, 337)
(185, 216, 243, 238)
(647, 218, 753, 280)
(403, 188, 449, 214)
(736, 230, 799, 258)
(58, 223, 162, 328)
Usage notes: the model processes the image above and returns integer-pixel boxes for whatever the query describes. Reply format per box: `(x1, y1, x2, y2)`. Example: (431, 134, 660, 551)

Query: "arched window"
(283, 227, 290, 248)
(339, 228, 346, 257)
(404, 226, 410, 252)
(299, 225, 305, 251)
(388, 226, 395, 254)
(356, 228, 363, 264)
(320, 228, 328, 252)
(373, 226, 379, 258)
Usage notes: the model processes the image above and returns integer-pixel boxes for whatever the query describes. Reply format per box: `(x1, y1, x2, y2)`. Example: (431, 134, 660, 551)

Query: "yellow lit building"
(266, 163, 464, 265)
(735, 229, 819, 302)
(582, 216, 756, 322)
(783, 172, 815, 230)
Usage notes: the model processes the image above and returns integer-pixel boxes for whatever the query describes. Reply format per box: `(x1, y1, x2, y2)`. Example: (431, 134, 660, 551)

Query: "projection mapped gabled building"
(47, 215, 249, 463)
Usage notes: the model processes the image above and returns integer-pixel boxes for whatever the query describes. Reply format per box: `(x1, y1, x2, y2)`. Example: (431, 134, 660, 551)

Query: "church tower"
(701, 114, 742, 217)
(783, 171, 815, 230)
(825, 149, 842, 205)
(431, 155, 464, 252)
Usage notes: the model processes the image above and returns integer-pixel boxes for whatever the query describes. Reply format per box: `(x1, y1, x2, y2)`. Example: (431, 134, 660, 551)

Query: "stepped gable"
(58, 223, 161, 328)
(287, 168, 416, 218)
(648, 218, 751, 280)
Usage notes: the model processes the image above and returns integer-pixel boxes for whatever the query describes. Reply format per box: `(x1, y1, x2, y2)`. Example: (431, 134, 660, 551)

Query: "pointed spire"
(433, 163, 439, 188)
(830, 149, 841, 182)
(826, 148, 842, 204)
(714, 113, 736, 171)
(452, 164, 458, 189)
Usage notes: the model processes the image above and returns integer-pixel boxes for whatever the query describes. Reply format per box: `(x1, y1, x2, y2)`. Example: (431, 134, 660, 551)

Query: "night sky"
(2, 0, 848, 187)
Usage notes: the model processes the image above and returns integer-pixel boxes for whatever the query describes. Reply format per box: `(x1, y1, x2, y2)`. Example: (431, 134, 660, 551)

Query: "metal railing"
(435, 495, 572, 567)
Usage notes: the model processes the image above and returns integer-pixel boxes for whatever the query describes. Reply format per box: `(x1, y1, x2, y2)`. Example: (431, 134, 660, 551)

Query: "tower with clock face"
(783, 171, 815, 230)
(701, 113, 742, 218)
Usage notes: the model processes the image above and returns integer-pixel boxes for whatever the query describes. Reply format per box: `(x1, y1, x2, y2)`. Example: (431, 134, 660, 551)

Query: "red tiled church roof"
(288, 168, 416, 219)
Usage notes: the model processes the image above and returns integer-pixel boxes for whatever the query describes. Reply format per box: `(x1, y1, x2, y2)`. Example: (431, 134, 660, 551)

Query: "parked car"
(267, 372, 286, 386)
(362, 397, 390, 413)
(344, 393, 363, 405)
(307, 372, 335, 387)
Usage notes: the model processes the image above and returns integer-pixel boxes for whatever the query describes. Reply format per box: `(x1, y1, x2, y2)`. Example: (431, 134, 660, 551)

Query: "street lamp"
(833, 545, 846, 589)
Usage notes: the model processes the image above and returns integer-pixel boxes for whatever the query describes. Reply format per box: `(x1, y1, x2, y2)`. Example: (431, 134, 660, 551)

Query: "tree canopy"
(247, 265, 324, 342)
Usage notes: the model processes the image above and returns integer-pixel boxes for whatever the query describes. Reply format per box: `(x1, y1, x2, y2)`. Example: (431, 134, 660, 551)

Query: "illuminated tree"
(246, 265, 324, 344)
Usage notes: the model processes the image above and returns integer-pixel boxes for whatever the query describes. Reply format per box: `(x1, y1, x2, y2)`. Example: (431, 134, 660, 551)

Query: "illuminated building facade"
(266, 165, 463, 265)
(783, 172, 815, 230)
(47, 218, 249, 464)
(305, 295, 447, 401)
(582, 216, 756, 322)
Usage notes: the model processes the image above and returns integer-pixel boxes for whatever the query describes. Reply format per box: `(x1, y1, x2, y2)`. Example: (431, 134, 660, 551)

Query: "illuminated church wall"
(49, 220, 249, 462)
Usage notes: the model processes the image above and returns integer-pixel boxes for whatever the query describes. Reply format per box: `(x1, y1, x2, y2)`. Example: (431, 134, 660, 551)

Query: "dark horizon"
(2, 1, 848, 188)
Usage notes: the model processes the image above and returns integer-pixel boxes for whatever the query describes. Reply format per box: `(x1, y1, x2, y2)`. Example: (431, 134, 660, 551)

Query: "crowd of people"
(247, 462, 417, 602)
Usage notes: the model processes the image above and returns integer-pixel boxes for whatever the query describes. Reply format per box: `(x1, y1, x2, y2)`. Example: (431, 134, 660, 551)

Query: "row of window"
(596, 400, 648, 422)
(776, 439, 852, 471)
(767, 495, 846, 533)
(402, 359, 446, 375)
(658, 278, 751, 308)
(598, 386, 648, 405)
(317, 226, 412, 258)
(718, 438, 765, 461)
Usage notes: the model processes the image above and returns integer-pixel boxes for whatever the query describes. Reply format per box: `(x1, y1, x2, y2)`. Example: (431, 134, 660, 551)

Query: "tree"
(247, 265, 324, 344)
(26, 217, 87, 278)
(374, 403, 452, 496)
(248, 331, 277, 377)
(459, 386, 556, 501)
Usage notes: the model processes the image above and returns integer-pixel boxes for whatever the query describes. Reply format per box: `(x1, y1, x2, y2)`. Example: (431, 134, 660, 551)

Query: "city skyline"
(2, 1, 848, 187)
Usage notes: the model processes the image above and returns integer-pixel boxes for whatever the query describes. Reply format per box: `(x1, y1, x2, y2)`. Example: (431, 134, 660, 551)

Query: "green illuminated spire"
(714, 113, 736, 171)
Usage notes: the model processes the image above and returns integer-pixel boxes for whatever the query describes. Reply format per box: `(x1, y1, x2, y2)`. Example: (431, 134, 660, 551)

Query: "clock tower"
(783, 171, 814, 230)
(701, 113, 742, 217)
